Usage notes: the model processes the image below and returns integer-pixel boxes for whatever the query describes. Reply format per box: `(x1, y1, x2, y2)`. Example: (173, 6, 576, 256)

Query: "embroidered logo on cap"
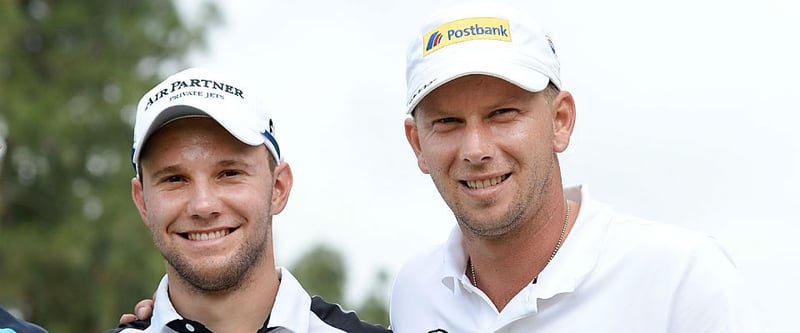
(144, 78, 245, 111)
(422, 17, 511, 56)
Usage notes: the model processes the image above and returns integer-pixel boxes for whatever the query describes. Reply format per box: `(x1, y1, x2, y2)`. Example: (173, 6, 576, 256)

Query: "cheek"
(420, 134, 456, 159)
(419, 145, 451, 175)
(143, 205, 164, 230)
(143, 194, 179, 229)
(504, 123, 552, 149)
(233, 184, 272, 212)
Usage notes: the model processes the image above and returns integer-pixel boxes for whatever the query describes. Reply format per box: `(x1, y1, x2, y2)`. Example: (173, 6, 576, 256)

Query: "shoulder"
(101, 319, 150, 333)
(309, 296, 390, 333)
(606, 212, 727, 258)
(573, 190, 717, 263)
(601, 212, 741, 288)
(393, 227, 461, 287)
(578, 201, 741, 286)
(391, 226, 464, 295)
(393, 243, 446, 293)
(390, 243, 451, 328)
(0, 307, 48, 333)
(578, 187, 723, 258)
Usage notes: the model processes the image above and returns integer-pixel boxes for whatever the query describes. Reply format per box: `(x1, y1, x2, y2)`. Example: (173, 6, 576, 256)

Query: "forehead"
(148, 117, 230, 144)
(416, 75, 535, 114)
(141, 118, 266, 163)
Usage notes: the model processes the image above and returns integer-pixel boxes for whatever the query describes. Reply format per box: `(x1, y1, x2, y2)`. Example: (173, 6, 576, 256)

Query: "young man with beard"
(389, 2, 761, 332)
(106, 67, 388, 333)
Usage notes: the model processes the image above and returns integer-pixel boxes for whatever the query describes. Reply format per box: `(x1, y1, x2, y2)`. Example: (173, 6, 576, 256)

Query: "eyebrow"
(147, 159, 252, 179)
(148, 164, 183, 181)
(421, 93, 529, 117)
(217, 159, 254, 170)
(486, 93, 530, 110)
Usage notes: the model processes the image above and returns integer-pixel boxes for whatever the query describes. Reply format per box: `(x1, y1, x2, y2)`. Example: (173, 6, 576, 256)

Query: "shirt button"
(185, 323, 195, 332)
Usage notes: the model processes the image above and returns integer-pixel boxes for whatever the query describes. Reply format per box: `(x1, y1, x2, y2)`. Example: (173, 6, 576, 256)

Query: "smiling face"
(405, 75, 574, 239)
(131, 117, 292, 293)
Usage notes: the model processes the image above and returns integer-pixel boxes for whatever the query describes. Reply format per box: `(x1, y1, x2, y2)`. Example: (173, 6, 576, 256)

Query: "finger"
(119, 313, 137, 324)
(135, 299, 155, 320)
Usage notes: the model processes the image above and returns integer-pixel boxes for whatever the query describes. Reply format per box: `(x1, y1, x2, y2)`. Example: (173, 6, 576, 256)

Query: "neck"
(167, 259, 280, 332)
(464, 197, 575, 312)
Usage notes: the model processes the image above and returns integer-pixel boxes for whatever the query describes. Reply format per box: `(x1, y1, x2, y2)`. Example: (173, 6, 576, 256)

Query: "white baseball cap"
(405, 2, 561, 114)
(131, 67, 280, 173)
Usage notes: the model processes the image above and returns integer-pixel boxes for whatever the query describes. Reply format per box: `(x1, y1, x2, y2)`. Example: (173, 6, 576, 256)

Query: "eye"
(154, 174, 186, 188)
(489, 108, 521, 122)
(165, 175, 184, 183)
(433, 117, 460, 125)
(430, 117, 462, 132)
(221, 169, 242, 178)
(491, 108, 517, 117)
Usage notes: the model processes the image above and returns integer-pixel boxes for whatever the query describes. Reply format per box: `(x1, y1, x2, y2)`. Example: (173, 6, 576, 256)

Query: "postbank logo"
(422, 17, 511, 56)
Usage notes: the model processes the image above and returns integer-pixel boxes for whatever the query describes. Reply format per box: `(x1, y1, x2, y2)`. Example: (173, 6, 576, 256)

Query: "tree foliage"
(355, 269, 390, 328)
(290, 244, 347, 303)
(0, 0, 219, 331)
(290, 244, 390, 327)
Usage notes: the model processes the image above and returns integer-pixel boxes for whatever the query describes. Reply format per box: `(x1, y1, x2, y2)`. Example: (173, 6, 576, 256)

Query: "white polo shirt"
(112, 268, 389, 333)
(389, 185, 760, 333)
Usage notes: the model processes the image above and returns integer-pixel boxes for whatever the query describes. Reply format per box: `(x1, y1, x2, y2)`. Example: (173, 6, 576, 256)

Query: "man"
(107, 67, 388, 332)
(390, 2, 759, 332)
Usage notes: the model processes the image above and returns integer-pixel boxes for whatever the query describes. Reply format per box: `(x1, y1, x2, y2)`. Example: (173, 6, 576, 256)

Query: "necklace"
(469, 199, 571, 287)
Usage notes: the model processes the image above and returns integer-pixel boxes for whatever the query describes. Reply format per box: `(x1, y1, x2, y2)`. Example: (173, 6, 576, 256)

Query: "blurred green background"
(0, 0, 388, 331)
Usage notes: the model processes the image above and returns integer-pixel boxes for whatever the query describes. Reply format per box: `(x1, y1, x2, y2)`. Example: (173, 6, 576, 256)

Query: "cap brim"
(406, 59, 550, 114)
(132, 104, 265, 168)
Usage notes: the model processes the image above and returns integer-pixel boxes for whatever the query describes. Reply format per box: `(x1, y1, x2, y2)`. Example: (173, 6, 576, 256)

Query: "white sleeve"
(668, 238, 767, 333)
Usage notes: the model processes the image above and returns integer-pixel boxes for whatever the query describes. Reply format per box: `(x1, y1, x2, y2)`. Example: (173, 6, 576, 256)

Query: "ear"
(131, 177, 149, 224)
(270, 161, 293, 214)
(551, 91, 576, 153)
(404, 117, 430, 174)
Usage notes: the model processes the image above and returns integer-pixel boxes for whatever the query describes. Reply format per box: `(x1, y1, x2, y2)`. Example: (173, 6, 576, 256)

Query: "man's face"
(405, 75, 572, 239)
(132, 117, 291, 292)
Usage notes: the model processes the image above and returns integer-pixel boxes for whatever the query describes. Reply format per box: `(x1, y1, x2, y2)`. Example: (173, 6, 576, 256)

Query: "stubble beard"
(452, 190, 529, 239)
(436, 161, 554, 240)
(156, 233, 266, 293)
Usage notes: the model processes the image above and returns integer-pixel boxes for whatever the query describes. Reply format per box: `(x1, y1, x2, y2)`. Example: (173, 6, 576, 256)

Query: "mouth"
(181, 228, 235, 241)
(462, 173, 510, 189)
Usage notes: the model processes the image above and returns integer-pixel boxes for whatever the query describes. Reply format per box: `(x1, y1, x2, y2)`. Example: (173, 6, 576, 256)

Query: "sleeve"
(309, 296, 392, 333)
(667, 237, 767, 333)
(101, 319, 150, 333)
(0, 307, 48, 333)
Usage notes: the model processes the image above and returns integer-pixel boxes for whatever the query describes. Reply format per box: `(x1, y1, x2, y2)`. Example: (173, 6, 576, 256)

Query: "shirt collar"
(534, 185, 612, 298)
(267, 267, 312, 332)
(150, 274, 181, 330)
(439, 224, 472, 293)
(149, 267, 311, 333)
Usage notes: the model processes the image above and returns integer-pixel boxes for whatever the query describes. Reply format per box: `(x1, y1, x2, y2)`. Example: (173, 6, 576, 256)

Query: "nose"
(187, 180, 221, 220)
(460, 122, 492, 164)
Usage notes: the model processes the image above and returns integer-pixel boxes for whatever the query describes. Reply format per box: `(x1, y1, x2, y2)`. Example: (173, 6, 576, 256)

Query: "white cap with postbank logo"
(405, 2, 562, 114)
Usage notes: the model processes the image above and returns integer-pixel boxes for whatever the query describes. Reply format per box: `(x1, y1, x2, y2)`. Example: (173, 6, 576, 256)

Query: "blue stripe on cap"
(261, 130, 280, 160)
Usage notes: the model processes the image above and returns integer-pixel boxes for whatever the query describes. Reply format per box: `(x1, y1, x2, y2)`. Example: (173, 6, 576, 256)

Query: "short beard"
(430, 174, 532, 239)
(161, 236, 265, 293)
(456, 199, 527, 239)
(438, 157, 554, 240)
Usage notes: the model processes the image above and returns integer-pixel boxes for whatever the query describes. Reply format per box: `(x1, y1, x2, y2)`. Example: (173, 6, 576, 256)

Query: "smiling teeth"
(466, 175, 506, 189)
(187, 229, 230, 241)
